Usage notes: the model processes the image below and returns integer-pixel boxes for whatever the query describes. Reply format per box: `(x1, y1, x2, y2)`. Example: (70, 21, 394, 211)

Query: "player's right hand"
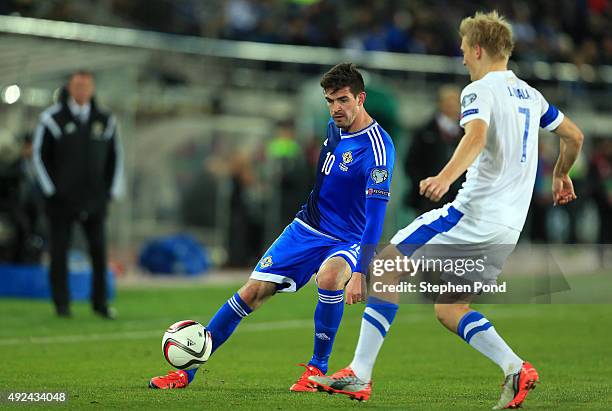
(552, 174, 577, 206)
(345, 272, 366, 304)
(419, 175, 450, 202)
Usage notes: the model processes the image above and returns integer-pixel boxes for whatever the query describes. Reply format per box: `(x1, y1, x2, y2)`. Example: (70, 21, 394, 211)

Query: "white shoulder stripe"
(110, 133, 125, 199)
(32, 123, 55, 196)
(104, 115, 116, 140)
(40, 104, 63, 139)
(42, 103, 62, 117)
(373, 126, 386, 165)
(369, 130, 384, 166)
(374, 129, 384, 166)
(41, 114, 62, 138)
(367, 131, 380, 166)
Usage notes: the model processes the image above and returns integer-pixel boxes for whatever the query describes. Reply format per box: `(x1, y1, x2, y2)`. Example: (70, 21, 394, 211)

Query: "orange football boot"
(289, 363, 324, 392)
(149, 370, 189, 389)
(493, 361, 539, 409)
(308, 366, 371, 401)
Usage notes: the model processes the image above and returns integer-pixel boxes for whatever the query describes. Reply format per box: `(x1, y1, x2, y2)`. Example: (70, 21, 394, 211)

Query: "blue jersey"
(296, 119, 395, 243)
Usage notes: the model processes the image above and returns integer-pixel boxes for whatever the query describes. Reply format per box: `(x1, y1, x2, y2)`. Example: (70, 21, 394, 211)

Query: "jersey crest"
(342, 151, 353, 164)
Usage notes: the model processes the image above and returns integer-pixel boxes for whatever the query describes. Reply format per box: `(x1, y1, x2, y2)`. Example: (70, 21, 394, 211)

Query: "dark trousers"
(48, 212, 108, 310)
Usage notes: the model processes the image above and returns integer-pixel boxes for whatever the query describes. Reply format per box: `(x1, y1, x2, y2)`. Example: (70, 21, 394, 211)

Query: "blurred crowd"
(2, 89, 611, 269)
(3, 0, 612, 66)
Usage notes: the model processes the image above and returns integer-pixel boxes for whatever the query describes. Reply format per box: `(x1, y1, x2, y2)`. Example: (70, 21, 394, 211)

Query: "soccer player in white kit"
(310, 11, 584, 409)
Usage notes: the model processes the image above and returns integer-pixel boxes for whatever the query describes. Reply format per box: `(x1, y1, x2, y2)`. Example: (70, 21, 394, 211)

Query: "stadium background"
(0, 1, 611, 409)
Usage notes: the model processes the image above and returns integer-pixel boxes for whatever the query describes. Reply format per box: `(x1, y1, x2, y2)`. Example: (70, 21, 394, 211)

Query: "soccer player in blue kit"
(149, 63, 396, 390)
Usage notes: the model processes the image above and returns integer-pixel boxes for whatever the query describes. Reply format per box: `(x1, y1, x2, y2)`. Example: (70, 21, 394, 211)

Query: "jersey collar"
(339, 120, 378, 139)
(483, 69, 515, 79)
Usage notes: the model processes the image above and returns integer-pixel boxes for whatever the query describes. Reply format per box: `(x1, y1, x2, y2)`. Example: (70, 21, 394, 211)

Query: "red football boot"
(493, 361, 539, 409)
(308, 366, 372, 401)
(289, 363, 324, 392)
(149, 370, 189, 389)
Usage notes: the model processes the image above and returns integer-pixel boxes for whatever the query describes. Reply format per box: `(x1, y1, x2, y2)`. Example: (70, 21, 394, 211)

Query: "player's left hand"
(552, 174, 577, 205)
(419, 175, 450, 202)
(345, 272, 366, 305)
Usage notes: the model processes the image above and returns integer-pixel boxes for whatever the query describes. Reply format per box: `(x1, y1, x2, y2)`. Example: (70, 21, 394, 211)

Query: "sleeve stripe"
(367, 130, 380, 166)
(104, 115, 116, 140)
(40, 111, 62, 139)
(110, 132, 125, 199)
(368, 129, 386, 166)
(373, 126, 387, 165)
(32, 123, 56, 196)
(540, 104, 560, 129)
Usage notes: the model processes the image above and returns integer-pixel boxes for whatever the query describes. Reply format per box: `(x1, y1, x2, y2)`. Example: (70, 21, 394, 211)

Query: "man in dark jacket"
(405, 85, 464, 214)
(33, 70, 123, 318)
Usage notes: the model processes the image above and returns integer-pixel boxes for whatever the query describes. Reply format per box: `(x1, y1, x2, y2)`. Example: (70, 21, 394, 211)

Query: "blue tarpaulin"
(0, 251, 115, 300)
(138, 234, 210, 276)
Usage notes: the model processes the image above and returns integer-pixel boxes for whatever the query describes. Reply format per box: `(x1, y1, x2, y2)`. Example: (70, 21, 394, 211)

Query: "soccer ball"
(162, 320, 212, 370)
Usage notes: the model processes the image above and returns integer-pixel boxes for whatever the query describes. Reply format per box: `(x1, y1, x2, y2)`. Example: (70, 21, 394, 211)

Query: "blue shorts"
(250, 218, 359, 292)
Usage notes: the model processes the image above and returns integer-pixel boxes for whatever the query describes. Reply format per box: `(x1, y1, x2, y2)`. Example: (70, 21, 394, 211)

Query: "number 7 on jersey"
(518, 107, 530, 163)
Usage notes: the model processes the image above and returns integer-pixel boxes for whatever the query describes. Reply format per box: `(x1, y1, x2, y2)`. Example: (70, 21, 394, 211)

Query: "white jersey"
(452, 70, 564, 231)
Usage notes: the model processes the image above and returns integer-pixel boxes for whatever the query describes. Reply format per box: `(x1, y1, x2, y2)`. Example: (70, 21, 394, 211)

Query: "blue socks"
(308, 288, 344, 373)
(185, 368, 198, 383)
(185, 292, 252, 383)
(350, 297, 399, 381)
(208, 292, 253, 353)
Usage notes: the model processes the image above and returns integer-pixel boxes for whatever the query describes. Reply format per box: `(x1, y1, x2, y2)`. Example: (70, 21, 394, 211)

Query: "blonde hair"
(459, 11, 514, 60)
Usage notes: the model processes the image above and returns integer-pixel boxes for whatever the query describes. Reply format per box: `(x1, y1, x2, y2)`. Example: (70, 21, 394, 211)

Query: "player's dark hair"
(320, 63, 365, 96)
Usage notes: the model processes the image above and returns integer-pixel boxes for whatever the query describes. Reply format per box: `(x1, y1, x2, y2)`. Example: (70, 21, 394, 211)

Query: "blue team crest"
(342, 151, 353, 164)
(371, 169, 388, 184)
(260, 256, 273, 269)
(461, 93, 477, 108)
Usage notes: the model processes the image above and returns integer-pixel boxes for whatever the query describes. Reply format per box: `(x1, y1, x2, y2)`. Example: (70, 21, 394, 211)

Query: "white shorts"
(390, 204, 520, 284)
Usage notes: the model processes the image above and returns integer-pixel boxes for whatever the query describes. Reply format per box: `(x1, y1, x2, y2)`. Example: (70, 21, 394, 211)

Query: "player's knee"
(317, 258, 351, 290)
(316, 270, 341, 290)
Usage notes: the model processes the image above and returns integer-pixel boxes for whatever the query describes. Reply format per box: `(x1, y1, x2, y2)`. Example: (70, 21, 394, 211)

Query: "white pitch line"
(0, 319, 314, 347)
(0, 307, 524, 347)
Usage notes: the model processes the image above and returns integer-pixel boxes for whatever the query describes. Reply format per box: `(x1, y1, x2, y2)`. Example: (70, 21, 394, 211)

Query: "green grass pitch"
(1, 282, 611, 410)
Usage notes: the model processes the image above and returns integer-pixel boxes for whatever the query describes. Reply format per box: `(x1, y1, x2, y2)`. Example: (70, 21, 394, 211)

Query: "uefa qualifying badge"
(371, 169, 388, 184)
(461, 93, 477, 107)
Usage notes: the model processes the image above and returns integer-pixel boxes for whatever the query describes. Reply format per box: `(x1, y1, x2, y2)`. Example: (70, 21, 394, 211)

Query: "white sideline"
(0, 319, 314, 347)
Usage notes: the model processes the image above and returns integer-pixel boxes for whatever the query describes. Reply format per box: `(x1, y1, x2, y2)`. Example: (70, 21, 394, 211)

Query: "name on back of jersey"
(507, 86, 532, 100)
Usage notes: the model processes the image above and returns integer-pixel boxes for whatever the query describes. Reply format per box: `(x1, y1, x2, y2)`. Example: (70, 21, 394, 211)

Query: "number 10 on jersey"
(322, 152, 335, 175)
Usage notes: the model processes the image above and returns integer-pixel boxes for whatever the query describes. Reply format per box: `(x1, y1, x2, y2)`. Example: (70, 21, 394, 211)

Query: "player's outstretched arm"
(420, 119, 488, 202)
(551, 116, 584, 206)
